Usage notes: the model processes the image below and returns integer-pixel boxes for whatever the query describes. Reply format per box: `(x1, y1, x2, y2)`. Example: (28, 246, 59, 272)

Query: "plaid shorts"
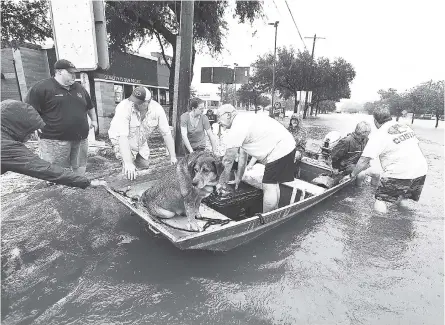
(375, 175, 426, 203)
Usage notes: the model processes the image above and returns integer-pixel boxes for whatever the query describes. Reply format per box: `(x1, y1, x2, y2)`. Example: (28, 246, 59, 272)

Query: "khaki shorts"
(39, 138, 88, 171)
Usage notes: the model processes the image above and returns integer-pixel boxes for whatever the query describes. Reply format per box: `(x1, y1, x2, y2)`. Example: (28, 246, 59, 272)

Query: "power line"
(272, 0, 282, 16)
(283, 0, 307, 51)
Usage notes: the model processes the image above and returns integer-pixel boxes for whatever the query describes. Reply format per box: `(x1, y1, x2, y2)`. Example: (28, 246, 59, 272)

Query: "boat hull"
(106, 159, 352, 252)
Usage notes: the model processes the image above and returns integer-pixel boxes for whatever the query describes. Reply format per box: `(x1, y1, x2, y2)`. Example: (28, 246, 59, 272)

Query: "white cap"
(142, 87, 151, 101)
(216, 104, 236, 117)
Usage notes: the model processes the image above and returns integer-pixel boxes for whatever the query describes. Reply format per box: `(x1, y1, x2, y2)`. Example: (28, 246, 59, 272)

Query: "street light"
(268, 21, 279, 117)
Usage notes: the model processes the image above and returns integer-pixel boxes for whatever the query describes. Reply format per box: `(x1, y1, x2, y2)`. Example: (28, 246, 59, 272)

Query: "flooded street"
(1, 113, 443, 325)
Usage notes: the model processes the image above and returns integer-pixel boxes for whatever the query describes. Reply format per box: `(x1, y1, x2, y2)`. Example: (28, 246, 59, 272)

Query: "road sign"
(50, 0, 98, 70)
(201, 67, 250, 84)
(273, 102, 284, 117)
(234, 67, 250, 84)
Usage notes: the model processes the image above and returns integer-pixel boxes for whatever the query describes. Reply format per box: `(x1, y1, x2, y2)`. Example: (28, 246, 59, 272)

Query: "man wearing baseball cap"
(25, 59, 98, 176)
(108, 86, 177, 180)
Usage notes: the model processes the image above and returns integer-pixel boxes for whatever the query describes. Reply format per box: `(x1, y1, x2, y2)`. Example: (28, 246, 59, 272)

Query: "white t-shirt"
(361, 120, 428, 179)
(224, 113, 296, 164)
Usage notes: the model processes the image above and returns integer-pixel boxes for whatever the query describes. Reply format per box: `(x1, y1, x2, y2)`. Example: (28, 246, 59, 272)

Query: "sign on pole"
(201, 67, 250, 84)
(49, 0, 98, 70)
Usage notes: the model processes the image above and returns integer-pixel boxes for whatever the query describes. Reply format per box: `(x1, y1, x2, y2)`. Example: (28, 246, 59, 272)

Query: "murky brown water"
(2, 113, 443, 325)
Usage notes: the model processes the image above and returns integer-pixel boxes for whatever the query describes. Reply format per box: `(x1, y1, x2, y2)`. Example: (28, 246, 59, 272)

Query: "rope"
(254, 213, 266, 225)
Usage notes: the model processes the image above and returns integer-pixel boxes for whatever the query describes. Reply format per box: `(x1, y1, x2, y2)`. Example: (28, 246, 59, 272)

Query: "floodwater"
(1, 113, 443, 325)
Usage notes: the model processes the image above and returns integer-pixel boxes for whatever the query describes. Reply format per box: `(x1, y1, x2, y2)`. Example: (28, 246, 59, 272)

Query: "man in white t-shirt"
(216, 104, 296, 212)
(344, 106, 428, 213)
(108, 86, 177, 180)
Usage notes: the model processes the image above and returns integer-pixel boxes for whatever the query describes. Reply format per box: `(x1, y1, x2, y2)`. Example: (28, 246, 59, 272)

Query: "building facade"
(1, 44, 171, 135)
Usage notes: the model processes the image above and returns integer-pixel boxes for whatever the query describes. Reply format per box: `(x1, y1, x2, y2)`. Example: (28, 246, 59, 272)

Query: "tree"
(1, 0, 51, 48)
(408, 81, 444, 127)
(430, 81, 444, 128)
(253, 47, 308, 114)
(252, 47, 355, 118)
(218, 84, 237, 105)
(236, 77, 268, 112)
(366, 80, 443, 127)
(363, 101, 378, 115)
(377, 88, 405, 121)
(311, 57, 355, 116)
(105, 1, 263, 121)
(317, 100, 337, 114)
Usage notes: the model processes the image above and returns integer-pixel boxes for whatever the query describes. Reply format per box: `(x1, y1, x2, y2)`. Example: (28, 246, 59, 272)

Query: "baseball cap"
(216, 104, 236, 117)
(54, 59, 79, 72)
(131, 86, 151, 101)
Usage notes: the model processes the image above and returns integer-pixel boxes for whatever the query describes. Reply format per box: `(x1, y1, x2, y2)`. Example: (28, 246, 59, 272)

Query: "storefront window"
(149, 87, 159, 102)
(114, 84, 123, 103)
(160, 89, 167, 105)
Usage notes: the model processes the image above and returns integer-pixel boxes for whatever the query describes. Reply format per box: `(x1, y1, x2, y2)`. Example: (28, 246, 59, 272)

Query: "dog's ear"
(187, 151, 205, 177)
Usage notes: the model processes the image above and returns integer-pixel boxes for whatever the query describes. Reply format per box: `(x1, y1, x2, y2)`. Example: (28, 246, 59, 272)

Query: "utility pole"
(268, 21, 279, 117)
(220, 83, 224, 104)
(233, 62, 238, 108)
(302, 34, 325, 118)
(172, 0, 194, 156)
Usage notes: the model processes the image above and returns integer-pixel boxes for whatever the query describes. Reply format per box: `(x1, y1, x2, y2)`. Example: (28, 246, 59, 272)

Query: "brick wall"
(1, 48, 21, 101)
(20, 47, 50, 89)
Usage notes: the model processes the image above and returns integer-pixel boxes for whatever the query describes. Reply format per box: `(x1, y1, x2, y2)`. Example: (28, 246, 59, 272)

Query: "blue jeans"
(39, 138, 88, 175)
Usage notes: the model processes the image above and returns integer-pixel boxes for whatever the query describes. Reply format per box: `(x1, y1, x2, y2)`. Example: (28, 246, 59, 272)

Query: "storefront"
(2, 44, 171, 135)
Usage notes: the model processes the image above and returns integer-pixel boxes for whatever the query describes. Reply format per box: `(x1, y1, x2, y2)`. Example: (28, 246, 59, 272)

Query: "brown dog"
(141, 151, 223, 232)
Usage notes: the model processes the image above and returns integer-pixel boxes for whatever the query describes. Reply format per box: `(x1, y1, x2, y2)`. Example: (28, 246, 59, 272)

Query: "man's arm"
(247, 156, 258, 170)
(350, 156, 371, 178)
(235, 149, 248, 189)
(87, 108, 98, 132)
(218, 147, 239, 187)
(24, 84, 43, 113)
(118, 136, 137, 180)
(206, 129, 218, 154)
(181, 126, 194, 153)
(83, 89, 98, 132)
(157, 105, 177, 164)
(162, 132, 177, 164)
(331, 139, 348, 169)
(2, 142, 92, 188)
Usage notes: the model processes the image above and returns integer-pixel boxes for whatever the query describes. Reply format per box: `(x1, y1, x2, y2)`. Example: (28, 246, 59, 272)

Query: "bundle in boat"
(202, 182, 263, 221)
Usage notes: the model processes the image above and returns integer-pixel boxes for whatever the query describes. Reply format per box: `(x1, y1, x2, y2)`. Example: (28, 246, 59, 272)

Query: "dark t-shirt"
(180, 112, 211, 149)
(25, 78, 93, 141)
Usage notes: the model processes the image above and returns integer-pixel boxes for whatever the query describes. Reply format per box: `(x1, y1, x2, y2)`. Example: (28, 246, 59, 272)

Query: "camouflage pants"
(375, 175, 426, 203)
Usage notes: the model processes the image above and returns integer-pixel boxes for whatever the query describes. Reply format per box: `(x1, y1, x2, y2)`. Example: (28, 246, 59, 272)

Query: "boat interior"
(108, 157, 335, 236)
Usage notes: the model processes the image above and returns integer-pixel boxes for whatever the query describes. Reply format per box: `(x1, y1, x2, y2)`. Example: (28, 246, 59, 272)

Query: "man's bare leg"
(263, 183, 280, 213)
(395, 196, 410, 209)
(374, 199, 388, 213)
